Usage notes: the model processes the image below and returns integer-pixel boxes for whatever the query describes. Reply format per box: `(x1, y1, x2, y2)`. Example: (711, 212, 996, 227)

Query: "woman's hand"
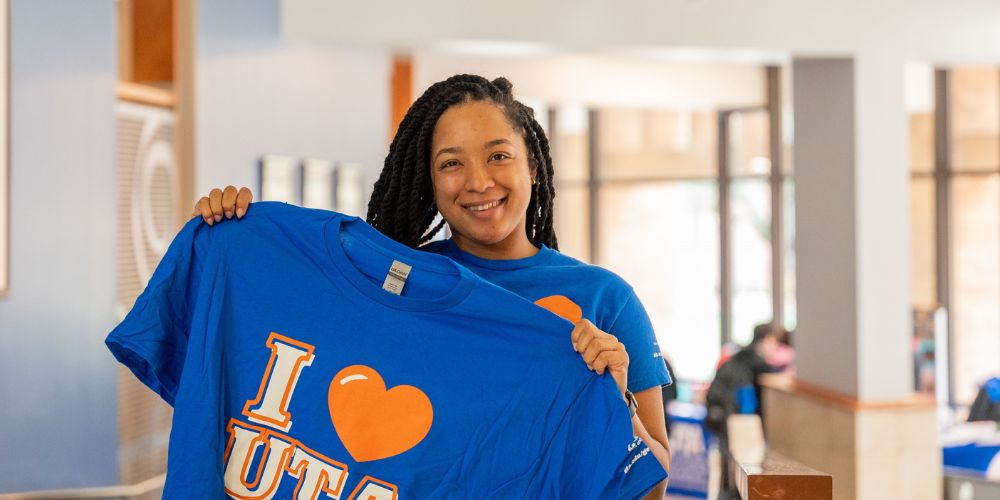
(191, 186, 253, 226)
(570, 319, 629, 396)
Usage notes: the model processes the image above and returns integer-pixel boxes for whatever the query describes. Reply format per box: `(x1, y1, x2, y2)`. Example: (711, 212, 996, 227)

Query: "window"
(909, 66, 1000, 406)
(548, 68, 792, 384)
(598, 180, 721, 381)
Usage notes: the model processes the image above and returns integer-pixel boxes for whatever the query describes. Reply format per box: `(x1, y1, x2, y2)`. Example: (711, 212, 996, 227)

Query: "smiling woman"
(361, 75, 558, 254)
(430, 101, 538, 260)
(192, 74, 674, 499)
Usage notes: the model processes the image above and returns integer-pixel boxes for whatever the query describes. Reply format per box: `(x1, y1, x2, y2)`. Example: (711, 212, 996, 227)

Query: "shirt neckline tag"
(382, 260, 412, 296)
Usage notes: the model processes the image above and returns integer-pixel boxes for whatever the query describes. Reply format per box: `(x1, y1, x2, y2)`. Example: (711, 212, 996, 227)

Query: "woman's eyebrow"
(433, 146, 462, 160)
(435, 139, 512, 159)
(484, 138, 513, 149)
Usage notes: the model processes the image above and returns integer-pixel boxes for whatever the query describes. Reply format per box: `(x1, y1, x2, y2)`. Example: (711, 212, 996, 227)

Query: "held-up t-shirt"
(421, 239, 672, 393)
(106, 202, 666, 499)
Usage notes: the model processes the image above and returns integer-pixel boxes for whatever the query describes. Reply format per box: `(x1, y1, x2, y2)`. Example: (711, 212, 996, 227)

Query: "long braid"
(526, 116, 558, 249)
(368, 86, 440, 238)
(394, 116, 427, 242)
(402, 95, 463, 244)
(367, 74, 559, 250)
(521, 111, 543, 245)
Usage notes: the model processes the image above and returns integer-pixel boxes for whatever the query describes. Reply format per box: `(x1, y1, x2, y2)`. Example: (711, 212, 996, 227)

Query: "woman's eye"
(441, 159, 460, 169)
(490, 152, 510, 162)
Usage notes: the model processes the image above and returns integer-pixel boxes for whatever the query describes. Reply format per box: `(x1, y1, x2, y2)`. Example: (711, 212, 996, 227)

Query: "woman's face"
(429, 101, 534, 254)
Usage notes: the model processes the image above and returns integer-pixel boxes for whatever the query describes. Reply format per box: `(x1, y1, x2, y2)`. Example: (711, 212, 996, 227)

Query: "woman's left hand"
(571, 319, 629, 396)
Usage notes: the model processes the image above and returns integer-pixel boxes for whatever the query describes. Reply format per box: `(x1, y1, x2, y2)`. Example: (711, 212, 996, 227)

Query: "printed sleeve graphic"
(533, 294, 583, 324)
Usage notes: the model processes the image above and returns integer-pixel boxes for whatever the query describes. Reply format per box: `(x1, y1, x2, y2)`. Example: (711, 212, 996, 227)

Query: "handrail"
(726, 413, 832, 500)
(0, 474, 165, 499)
(731, 448, 833, 500)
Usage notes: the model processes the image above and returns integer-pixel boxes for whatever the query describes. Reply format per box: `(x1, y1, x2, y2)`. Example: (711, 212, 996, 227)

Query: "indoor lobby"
(2, 1, 1000, 499)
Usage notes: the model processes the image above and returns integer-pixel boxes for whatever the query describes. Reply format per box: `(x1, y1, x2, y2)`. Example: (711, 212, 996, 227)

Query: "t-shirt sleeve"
(611, 436, 670, 500)
(608, 290, 673, 392)
(105, 218, 213, 406)
(537, 376, 667, 499)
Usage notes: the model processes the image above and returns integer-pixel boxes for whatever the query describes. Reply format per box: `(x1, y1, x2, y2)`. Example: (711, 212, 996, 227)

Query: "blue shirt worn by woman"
(422, 239, 672, 393)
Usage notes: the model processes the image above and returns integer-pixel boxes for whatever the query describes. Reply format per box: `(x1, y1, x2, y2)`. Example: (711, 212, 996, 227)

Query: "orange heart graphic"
(328, 365, 433, 462)
(535, 295, 583, 324)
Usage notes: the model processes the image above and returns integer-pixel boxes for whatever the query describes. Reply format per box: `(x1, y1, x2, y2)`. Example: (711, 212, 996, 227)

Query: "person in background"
(661, 356, 678, 434)
(705, 322, 783, 499)
(766, 328, 795, 376)
(968, 377, 1000, 423)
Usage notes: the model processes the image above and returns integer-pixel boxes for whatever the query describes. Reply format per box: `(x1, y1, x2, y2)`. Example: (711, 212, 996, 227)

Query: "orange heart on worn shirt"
(535, 295, 583, 324)
(328, 365, 433, 463)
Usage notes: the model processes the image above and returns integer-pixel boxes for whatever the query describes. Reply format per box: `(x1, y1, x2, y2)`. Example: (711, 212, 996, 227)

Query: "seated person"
(705, 323, 782, 498)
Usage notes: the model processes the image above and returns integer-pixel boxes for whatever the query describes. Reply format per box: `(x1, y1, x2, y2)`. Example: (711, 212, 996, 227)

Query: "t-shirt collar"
(437, 238, 555, 271)
(324, 215, 476, 311)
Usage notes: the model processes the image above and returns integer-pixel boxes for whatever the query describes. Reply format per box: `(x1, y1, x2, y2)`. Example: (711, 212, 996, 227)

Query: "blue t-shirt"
(421, 239, 672, 393)
(106, 202, 666, 499)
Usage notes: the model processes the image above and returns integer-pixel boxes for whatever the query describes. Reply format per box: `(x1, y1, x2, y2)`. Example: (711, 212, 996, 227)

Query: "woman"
(194, 74, 672, 496)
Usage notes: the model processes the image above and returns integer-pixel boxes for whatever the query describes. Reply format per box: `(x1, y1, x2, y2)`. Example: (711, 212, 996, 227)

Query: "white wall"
(0, 0, 392, 492)
(196, 0, 390, 204)
(413, 49, 767, 109)
(283, 0, 1000, 63)
(0, 0, 118, 491)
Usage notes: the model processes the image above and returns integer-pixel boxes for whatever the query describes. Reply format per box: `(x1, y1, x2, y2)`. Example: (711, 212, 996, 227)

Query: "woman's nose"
(464, 162, 495, 192)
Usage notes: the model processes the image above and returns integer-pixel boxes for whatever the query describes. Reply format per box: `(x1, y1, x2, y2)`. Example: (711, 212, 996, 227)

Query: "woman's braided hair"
(366, 74, 558, 250)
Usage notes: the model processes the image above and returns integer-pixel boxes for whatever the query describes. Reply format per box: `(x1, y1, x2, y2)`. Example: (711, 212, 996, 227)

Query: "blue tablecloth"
(666, 402, 714, 498)
(943, 443, 1000, 476)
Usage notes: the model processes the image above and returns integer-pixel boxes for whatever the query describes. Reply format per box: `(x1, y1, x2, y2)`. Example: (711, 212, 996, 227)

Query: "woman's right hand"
(191, 185, 253, 226)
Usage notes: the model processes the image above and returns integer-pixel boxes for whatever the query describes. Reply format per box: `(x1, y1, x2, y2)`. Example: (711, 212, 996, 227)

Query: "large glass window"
(598, 182, 720, 381)
(949, 68, 1000, 406)
(730, 178, 772, 346)
(728, 110, 774, 346)
(594, 107, 723, 381)
(549, 77, 792, 384)
(909, 66, 1000, 406)
(951, 176, 1000, 404)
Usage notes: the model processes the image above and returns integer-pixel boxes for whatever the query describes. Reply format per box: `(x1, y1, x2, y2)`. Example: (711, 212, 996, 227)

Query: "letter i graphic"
(243, 332, 316, 432)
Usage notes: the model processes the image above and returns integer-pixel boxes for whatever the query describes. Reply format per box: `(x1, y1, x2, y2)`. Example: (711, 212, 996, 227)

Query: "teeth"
(469, 200, 501, 212)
